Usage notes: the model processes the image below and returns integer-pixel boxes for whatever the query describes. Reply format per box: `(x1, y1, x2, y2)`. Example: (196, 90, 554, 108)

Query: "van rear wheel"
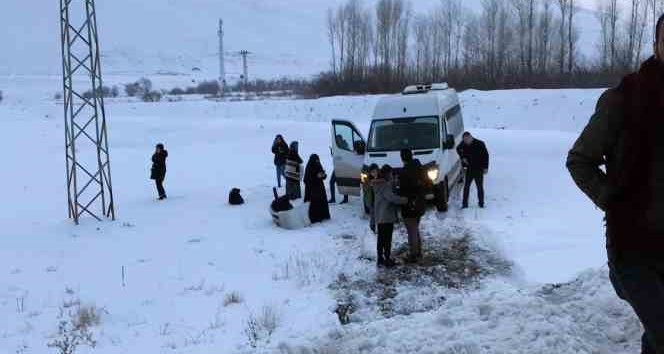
(435, 180, 449, 212)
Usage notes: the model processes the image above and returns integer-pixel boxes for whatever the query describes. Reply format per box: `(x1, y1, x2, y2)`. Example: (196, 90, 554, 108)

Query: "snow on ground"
(0, 84, 641, 354)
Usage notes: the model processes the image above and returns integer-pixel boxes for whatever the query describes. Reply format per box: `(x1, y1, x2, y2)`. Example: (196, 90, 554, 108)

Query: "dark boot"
(340, 195, 349, 204)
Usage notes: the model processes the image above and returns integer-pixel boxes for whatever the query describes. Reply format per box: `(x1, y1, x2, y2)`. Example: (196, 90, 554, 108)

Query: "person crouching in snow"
(284, 141, 303, 200)
(150, 143, 168, 200)
(304, 154, 331, 223)
(372, 165, 408, 268)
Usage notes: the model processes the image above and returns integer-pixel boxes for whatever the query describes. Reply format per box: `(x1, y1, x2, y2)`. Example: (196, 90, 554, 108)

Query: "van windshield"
(368, 116, 440, 152)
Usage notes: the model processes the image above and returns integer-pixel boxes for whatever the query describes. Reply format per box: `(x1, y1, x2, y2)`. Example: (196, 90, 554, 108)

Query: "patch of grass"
(223, 291, 244, 307)
(244, 304, 281, 348)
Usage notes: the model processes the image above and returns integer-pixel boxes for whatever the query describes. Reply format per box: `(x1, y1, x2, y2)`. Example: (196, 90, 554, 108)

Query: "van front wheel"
(435, 180, 449, 212)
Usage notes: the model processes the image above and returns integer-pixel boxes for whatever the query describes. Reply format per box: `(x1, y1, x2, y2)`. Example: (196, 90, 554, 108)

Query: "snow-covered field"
(0, 82, 642, 354)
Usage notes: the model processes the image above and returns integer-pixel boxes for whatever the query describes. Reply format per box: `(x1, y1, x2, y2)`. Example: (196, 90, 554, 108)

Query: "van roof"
(372, 89, 459, 120)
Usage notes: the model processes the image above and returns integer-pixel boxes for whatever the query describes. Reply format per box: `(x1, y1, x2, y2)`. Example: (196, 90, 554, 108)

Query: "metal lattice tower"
(59, 0, 115, 224)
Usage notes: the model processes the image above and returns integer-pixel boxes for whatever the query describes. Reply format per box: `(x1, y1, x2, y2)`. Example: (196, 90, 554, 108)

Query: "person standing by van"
(567, 16, 664, 352)
(457, 132, 489, 209)
(285, 141, 303, 200)
(272, 134, 289, 188)
(373, 165, 408, 268)
(150, 143, 168, 200)
(399, 149, 425, 262)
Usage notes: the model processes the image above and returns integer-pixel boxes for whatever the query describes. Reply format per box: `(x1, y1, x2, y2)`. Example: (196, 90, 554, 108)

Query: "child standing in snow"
(372, 165, 408, 268)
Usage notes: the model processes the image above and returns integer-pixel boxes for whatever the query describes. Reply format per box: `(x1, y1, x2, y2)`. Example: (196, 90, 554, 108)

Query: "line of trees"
(315, 0, 664, 95)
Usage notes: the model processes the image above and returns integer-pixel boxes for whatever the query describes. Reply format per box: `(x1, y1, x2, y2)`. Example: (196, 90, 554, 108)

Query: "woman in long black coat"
(304, 154, 331, 223)
(150, 143, 168, 200)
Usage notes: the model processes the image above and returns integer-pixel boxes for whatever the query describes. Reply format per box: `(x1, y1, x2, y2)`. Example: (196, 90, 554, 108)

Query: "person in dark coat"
(399, 149, 426, 262)
(567, 15, 664, 353)
(150, 143, 168, 200)
(304, 154, 331, 223)
(284, 141, 303, 200)
(272, 135, 289, 188)
(372, 165, 408, 267)
(456, 132, 489, 209)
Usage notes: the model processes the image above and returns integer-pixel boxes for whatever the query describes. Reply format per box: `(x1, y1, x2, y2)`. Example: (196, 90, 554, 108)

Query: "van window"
(334, 123, 360, 152)
(446, 105, 464, 136)
(368, 116, 440, 152)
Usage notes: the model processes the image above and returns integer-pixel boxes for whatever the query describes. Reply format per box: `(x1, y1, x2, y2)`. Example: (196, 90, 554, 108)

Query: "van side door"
(330, 120, 366, 196)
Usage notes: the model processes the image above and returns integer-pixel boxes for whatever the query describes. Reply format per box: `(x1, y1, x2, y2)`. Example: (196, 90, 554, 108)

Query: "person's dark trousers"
(329, 172, 337, 202)
(155, 178, 166, 199)
(328, 172, 348, 203)
(276, 164, 285, 188)
(462, 169, 485, 207)
(376, 223, 394, 264)
(609, 253, 664, 354)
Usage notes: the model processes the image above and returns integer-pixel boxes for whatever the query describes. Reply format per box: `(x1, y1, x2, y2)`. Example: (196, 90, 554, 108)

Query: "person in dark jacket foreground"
(284, 141, 303, 200)
(304, 154, 331, 223)
(150, 143, 168, 200)
(399, 149, 426, 262)
(272, 134, 289, 188)
(372, 165, 408, 268)
(457, 132, 489, 208)
(567, 14, 664, 354)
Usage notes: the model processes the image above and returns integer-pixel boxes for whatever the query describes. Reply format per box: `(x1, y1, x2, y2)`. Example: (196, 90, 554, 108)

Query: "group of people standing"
(366, 149, 427, 267)
(270, 132, 490, 268)
(272, 135, 331, 224)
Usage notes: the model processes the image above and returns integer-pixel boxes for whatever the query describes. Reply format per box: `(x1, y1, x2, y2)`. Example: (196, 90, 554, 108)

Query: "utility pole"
(218, 19, 226, 96)
(59, 0, 115, 224)
(239, 50, 251, 89)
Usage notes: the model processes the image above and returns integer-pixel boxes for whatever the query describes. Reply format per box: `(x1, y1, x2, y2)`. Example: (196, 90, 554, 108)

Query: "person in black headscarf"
(284, 141, 303, 200)
(304, 154, 331, 223)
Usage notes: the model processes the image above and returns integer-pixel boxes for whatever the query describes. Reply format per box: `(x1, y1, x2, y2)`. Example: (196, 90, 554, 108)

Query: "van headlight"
(361, 172, 369, 184)
(427, 168, 439, 181)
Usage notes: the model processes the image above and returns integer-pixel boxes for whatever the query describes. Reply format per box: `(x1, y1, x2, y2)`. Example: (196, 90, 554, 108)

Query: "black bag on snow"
(229, 188, 245, 205)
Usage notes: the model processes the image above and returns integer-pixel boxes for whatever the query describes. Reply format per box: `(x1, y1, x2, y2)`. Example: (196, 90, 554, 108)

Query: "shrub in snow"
(82, 86, 120, 100)
(125, 77, 152, 97)
(244, 305, 281, 348)
(0, 90, 3, 103)
(142, 91, 162, 102)
(195, 80, 220, 95)
(54, 92, 63, 100)
(169, 87, 185, 95)
(223, 291, 244, 307)
(48, 304, 101, 354)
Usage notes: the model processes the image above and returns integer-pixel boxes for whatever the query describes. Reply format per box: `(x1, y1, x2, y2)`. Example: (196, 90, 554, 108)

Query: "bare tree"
(555, 0, 570, 75)
(536, 0, 553, 74)
(567, 0, 577, 74)
(327, 9, 338, 75)
(511, 0, 529, 74)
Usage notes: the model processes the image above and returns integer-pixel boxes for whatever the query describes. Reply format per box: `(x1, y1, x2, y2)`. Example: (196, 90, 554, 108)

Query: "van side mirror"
(443, 135, 455, 149)
(354, 141, 366, 155)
